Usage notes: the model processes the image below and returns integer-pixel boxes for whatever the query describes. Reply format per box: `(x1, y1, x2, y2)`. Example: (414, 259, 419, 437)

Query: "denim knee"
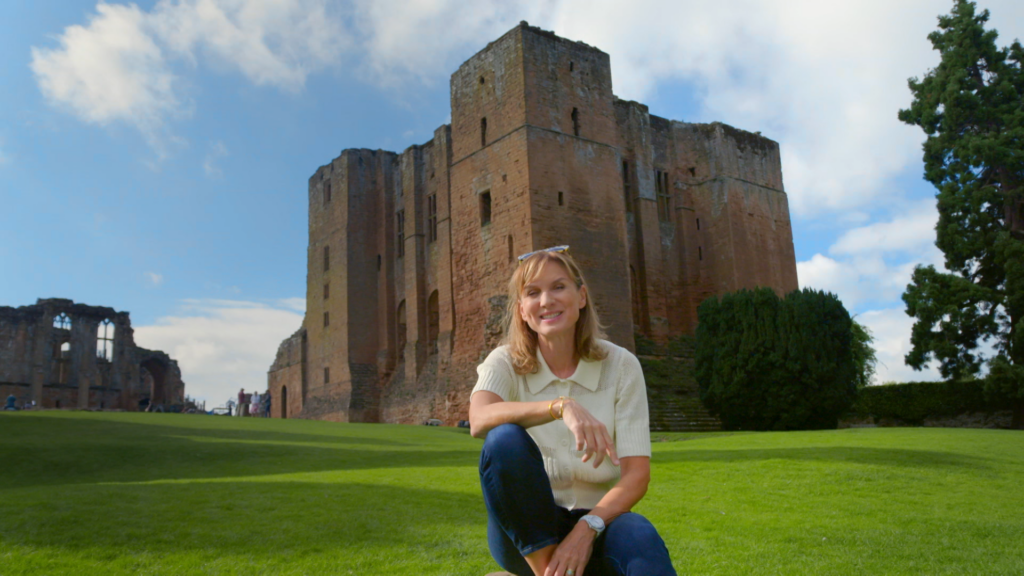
(602, 512, 676, 575)
(481, 423, 531, 456)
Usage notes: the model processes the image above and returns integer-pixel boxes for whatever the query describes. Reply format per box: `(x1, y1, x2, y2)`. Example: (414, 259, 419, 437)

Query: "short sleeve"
(614, 351, 652, 458)
(471, 346, 519, 402)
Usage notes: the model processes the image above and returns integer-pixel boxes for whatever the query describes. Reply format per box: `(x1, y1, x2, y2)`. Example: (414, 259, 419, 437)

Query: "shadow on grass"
(0, 480, 487, 560)
(654, 446, 989, 470)
(0, 414, 480, 489)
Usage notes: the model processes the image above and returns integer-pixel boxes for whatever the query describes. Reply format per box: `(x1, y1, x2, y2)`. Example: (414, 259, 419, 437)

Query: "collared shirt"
(471, 339, 651, 510)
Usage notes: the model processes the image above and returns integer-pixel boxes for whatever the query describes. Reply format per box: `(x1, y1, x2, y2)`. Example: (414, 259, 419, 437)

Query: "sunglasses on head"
(517, 245, 570, 263)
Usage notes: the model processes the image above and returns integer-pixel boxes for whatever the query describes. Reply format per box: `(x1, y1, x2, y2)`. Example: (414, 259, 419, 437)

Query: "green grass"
(1, 412, 1022, 575)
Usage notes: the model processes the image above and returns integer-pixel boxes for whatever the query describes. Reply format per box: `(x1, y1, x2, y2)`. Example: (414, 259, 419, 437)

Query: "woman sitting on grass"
(470, 246, 676, 576)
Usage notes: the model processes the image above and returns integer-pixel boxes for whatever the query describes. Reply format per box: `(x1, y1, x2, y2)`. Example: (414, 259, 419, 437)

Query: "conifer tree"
(898, 1, 1024, 427)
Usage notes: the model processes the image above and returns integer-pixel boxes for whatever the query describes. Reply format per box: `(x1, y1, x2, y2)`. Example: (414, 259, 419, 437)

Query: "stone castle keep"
(0, 298, 185, 410)
(268, 23, 799, 424)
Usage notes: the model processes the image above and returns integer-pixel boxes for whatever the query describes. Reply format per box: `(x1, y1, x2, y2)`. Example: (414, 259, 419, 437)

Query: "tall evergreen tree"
(898, 0, 1024, 427)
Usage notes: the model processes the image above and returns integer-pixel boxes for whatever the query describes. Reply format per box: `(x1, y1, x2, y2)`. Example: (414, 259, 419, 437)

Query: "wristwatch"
(579, 514, 605, 537)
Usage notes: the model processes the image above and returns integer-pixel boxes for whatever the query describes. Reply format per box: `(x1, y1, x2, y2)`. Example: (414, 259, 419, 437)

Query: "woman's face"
(519, 259, 587, 341)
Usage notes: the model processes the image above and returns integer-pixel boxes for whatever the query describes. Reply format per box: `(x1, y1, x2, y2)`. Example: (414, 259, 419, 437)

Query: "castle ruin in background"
(268, 23, 798, 425)
(0, 298, 185, 411)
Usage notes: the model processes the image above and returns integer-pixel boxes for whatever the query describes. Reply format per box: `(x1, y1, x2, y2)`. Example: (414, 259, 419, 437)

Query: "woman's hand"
(544, 521, 597, 576)
(561, 399, 619, 468)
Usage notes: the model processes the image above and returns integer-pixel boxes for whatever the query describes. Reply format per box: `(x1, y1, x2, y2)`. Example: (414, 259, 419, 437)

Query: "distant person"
(250, 391, 261, 416)
(263, 391, 272, 418)
(237, 388, 247, 416)
(226, 398, 236, 416)
(5, 394, 17, 411)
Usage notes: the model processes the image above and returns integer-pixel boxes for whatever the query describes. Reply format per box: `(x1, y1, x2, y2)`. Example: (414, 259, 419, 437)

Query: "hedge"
(851, 380, 1009, 425)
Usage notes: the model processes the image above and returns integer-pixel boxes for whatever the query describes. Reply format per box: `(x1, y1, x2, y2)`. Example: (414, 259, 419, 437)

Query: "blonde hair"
(503, 250, 607, 375)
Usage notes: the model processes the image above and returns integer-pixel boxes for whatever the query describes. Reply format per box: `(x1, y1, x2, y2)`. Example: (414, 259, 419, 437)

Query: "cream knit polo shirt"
(472, 339, 651, 510)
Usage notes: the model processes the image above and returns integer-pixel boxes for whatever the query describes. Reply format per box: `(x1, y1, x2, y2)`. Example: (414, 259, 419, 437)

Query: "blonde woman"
(470, 247, 675, 576)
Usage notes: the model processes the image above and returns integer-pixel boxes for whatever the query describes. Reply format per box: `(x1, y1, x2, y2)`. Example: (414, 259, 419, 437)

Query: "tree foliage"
(695, 288, 858, 431)
(898, 1, 1024, 425)
(851, 319, 879, 389)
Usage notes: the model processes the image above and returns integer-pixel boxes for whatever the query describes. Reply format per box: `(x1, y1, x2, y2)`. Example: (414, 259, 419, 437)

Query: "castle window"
(324, 312, 329, 327)
(54, 313, 71, 330)
(479, 76, 485, 85)
(377, 254, 381, 270)
(397, 210, 405, 258)
(323, 245, 330, 272)
(324, 180, 332, 204)
(58, 341, 70, 384)
(696, 218, 701, 230)
(699, 246, 703, 261)
(688, 167, 696, 177)
(97, 319, 114, 361)
(656, 170, 671, 223)
(481, 117, 487, 147)
(324, 367, 330, 384)
(480, 191, 492, 226)
(569, 61, 574, 72)
(324, 282, 329, 300)
(571, 108, 580, 137)
(558, 191, 564, 206)
(427, 290, 439, 354)
(508, 235, 514, 262)
(427, 194, 437, 243)
(622, 161, 632, 213)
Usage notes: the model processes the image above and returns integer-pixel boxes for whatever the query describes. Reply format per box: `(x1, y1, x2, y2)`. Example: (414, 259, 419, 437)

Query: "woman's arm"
(468, 390, 556, 438)
(541, 456, 651, 576)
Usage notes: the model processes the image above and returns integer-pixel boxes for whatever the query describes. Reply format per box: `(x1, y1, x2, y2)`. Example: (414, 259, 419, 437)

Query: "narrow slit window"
(571, 108, 580, 137)
(699, 246, 703, 261)
(622, 161, 631, 213)
(427, 194, 437, 243)
(508, 235, 514, 262)
(323, 245, 330, 272)
(569, 61, 574, 72)
(324, 312, 329, 327)
(397, 210, 405, 258)
(324, 282, 329, 300)
(324, 180, 332, 204)
(377, 254, 381, 270)
(558, 191, 564, 206)
(480, 191, 492, 226)
(656, 169, 671, 222)
(324, 367, 330, 384)
(481, 117, 487, 147)
(696, 218, 701, 230)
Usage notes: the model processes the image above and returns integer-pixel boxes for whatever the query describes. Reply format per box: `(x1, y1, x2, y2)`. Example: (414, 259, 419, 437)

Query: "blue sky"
(2, 0, 1022, 404)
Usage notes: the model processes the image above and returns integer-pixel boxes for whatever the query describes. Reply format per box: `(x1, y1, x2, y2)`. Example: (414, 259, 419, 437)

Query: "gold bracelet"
(558, 396, 570, 419)
(548, 399, 560, 420)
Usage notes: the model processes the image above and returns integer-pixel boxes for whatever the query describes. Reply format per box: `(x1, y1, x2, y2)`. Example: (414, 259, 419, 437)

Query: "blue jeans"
(479, 424, 677, 576)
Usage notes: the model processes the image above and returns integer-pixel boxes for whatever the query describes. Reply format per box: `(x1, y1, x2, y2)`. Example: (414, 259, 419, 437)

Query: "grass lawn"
(0, 412, 1022, 575)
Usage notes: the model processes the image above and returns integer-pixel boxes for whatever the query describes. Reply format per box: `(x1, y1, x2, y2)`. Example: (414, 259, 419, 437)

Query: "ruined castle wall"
(672, 122, 798, 301)
(268, 328, 305, 418)
(520, 29, 633, 350)
(1, 299, 182, 410)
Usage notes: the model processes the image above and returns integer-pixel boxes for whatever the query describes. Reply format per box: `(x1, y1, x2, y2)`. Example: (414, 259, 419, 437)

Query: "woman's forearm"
(469, 397, 556, 438)
(587, 459, 650, 525)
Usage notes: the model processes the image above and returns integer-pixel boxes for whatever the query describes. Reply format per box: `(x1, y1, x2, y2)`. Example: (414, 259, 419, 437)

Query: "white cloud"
(798, 202, 943, 309)
(30, 2, 184, 156)
(31, 0, 347, 155)
(203, 139, 228, 177)
(857, 308, 941, 384)
(144, 271, 165, 286)
(133, 298, 303, 404)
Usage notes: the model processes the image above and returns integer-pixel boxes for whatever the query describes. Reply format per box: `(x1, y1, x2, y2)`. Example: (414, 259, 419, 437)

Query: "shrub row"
(851, 380, 1009, 424)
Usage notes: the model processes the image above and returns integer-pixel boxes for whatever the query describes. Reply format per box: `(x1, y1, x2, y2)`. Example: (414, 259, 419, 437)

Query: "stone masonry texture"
(0, 298, 185, 410)
(267, 23, 799, 425)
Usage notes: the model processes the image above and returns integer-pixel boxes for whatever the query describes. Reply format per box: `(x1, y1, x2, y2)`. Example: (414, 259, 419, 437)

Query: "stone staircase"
(638, 348, 721, 432)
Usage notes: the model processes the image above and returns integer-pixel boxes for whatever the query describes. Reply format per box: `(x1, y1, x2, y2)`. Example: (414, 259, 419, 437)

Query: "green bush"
(695, 287, 858, 431)
(851, 380, 1008, 425)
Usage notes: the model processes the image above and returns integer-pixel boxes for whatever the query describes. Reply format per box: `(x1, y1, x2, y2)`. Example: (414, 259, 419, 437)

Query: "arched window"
(427, 291, 439, 353)
(97, 319, 114, 361)
(54, 313, 71, 330)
